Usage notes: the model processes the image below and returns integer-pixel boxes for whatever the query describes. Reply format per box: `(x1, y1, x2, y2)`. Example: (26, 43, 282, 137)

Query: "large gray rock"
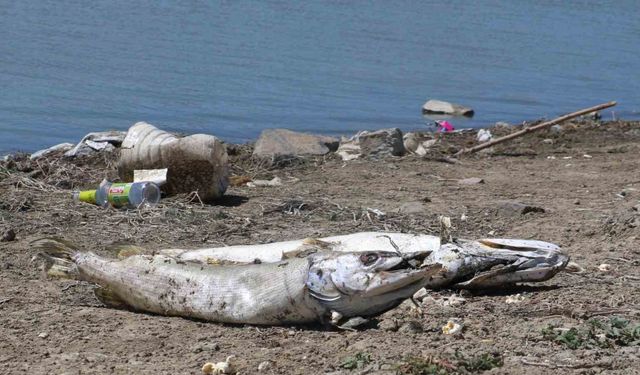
(422, 99, 474, 117)
(337, 128, 405, 160)
(253, 129, 339, 157)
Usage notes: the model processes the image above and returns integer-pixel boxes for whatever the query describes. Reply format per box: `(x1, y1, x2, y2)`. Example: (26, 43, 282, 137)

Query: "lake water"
(1, 1, 638, 154)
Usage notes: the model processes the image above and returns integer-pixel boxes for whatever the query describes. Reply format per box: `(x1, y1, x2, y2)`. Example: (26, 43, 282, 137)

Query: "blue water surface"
(1, 1, 638, 154)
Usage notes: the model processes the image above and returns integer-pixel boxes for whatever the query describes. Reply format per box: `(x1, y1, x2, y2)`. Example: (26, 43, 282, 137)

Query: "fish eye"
(360, 253, 379, 266)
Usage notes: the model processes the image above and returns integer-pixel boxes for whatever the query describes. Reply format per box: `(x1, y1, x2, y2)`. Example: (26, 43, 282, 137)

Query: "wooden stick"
(455, 101, 617, 156)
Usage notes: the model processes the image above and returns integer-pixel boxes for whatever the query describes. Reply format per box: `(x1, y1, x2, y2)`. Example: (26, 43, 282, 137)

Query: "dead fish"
(164, 234, 570, 290)
(34, 238, 441, 326)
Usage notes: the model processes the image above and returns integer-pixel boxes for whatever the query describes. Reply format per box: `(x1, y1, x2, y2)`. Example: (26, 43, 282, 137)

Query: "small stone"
(550, 125, 563, 133)
(458, 177, 484, 185)
(38, 332, 49, 339)
(573, 199, 580, 205)
(1, 229, 16, 242)
(398, 321, 423, 334)
(412, 288, 428, 301)
(378, 319, 399, 332)
(258, 361, 272, 371)
(192, 342, 220, 353)
(598, 264, 612, 272)
(542, 138, 554, 144)
(505, 294, 525, 304)
(497, 201, 545, 216)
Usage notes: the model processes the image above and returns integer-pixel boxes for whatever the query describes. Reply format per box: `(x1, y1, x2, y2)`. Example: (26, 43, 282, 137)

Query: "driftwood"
(455, 101, 617, 156)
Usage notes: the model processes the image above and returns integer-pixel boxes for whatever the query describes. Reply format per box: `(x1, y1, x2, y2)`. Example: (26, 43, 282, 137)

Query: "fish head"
(306, 251, 442, 318)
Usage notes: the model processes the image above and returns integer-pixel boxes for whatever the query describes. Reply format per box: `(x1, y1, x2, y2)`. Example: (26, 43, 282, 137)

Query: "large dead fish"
(159, 233, 570, 289)
(34, 239, 442, 325)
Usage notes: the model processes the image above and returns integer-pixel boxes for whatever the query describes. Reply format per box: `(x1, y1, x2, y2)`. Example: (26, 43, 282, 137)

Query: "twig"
(0, 297, 13, 305)
(520, 359, 577, 368)
(456, 101, 617, 156)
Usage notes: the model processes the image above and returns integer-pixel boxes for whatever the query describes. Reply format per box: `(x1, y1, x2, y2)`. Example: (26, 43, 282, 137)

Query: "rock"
(403, 132, 437, 156)
(192, 342, 220, 353)
(337, 128, 405, 160)
(378, 318, 399, 332)
(495, 121, 510, 128)
(497, 201, 545, 216)
(64, 131, 126, 157)
(422, 99, 474, 117)
(30, 143, 75, 160)
(1, 229, 16, 242)
(253, 129, 338, 157)
(458, 177, 484, 185)
(258, 361, 273, 371)
(412, 288, 428, 301)
(550, 125, 563, 133)
(38, 332, 49, 339)
(398, 321, 423, 334)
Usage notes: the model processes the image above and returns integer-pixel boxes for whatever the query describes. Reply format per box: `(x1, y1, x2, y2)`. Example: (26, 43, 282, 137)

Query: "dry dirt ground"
(1, 120, 639, 374)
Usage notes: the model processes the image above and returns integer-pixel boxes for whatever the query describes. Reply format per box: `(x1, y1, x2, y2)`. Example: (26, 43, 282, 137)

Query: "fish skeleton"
(34, 238, 442, 325)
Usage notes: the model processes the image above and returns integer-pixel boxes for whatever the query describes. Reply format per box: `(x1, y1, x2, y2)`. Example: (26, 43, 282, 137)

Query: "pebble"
(398, 321, 423, 334)
(458, 177, 485, 185)
(38, 332, 49, 339)
(1, 229, 16, 242)
(258, 361, 272, 371)
(378, 319, 399, 332)
(598, 263, 612, 272)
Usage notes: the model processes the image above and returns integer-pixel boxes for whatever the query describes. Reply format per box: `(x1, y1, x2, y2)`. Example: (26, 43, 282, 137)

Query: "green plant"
(455, 351, 503, 373)
(542, 317, 640, 349)
(341, 352, 372, 370)
(396, 356, 452, 375)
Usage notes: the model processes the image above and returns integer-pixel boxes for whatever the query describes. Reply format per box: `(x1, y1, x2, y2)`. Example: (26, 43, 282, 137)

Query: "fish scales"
(75, 253, 323, 324)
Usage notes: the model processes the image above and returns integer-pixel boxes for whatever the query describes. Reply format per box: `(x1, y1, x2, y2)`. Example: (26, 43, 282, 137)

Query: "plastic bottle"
(72, 179, 161, 208)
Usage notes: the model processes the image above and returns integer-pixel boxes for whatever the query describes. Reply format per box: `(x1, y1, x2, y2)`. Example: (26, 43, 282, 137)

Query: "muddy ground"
(1, 120, 639, 374)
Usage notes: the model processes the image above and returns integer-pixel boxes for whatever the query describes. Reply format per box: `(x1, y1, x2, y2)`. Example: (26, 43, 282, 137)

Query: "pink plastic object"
(437, 120, 455, 132)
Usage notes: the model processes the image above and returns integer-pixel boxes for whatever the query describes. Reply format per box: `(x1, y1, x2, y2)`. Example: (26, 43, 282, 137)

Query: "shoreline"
(1, 118, 639, 373)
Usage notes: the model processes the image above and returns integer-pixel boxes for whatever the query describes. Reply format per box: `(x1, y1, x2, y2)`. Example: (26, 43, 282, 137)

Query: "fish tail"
(32, 238, 81, 279)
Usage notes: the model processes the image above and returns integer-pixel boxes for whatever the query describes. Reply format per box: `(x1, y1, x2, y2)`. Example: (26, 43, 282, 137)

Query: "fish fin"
(31, 238, 80, 279)
(94, 287, 129, 309)
(106, 244, 146, 259)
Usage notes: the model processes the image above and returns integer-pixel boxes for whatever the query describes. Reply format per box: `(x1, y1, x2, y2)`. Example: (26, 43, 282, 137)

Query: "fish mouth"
(370, 255, 442, 297)
(383, 251, 431, 272)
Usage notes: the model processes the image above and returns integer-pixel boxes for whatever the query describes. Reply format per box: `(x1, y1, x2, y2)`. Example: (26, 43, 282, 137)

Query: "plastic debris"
(72, 179, 161, 209)
(133, 169, 167, 186)
(64, 131, 126, 157)
(436, 120, 455, 132)
(246, 177, 282, 187)
(202, 356, 236, 374)
(442, 320, 463, 335)
(30, 143, 75, 160)
(118, 122, 229, 201)
(477, 129, 492, 143)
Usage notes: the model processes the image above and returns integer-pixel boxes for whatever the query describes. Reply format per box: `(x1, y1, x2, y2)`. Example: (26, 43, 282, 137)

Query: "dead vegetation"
(1, 119, 640, 374)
